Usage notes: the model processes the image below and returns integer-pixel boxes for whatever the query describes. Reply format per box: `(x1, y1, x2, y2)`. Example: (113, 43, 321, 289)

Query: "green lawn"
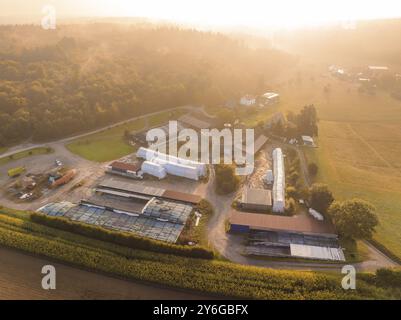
(0, 207, 397, 299)
(279, 67, 401, 259)
(0, 147, 54, 166)
(66, 110, 185, 162)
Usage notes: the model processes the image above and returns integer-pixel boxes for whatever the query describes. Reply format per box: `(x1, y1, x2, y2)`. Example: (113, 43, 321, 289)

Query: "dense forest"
(0, 23, 293, 146)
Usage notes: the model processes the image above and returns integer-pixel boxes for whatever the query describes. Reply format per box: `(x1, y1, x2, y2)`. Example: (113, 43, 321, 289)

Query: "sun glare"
(2, 0, 401, 28)
(94, 0, 401, 28)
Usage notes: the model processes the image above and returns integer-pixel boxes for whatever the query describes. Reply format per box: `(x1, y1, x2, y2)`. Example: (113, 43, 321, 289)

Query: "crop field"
(0, 207, 398, 299)
(278, 67, 401, 259)
(0, 147, 54, 167)
(66, 110, 185, 162)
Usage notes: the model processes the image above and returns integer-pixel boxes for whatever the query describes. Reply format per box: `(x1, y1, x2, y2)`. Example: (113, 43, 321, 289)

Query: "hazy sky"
(3, 0, 401, 27)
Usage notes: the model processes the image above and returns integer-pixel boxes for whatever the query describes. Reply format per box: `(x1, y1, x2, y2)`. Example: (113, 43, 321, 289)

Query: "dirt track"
(0, 246, 208, 300)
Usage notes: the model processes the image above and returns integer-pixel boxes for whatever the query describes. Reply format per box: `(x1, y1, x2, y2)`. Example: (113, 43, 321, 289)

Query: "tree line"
(0, 24, 293, 147)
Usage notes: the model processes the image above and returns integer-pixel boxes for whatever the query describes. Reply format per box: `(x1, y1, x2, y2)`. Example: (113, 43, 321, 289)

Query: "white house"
(240, 95, 256, 106)
(261, 92, 280, 106)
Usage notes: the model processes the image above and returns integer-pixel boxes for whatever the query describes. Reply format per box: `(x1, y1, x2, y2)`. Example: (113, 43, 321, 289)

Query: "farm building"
(263, 169, 274, 185)
(178, 114, 212, 130)
(239, 95, 256, 106)
(240, 188, 272, 212)
(229, 211, 344, 261)
(97, 178, 202, 204)
(253, 134, 268, 155)
(224, 134, 268, 159)
(38, 198, 193, 244)
(272, 148, 285, 213)
(229, 211, 335, 236)
(106, 161, 142, 179)
(142, 197, 193, 225)
(134, 122, 186, 145)
(260, 92, 280, 105)
(302, 135, 315, 147)
(151, 157, 200, 181)
(136, 147, 207, 179)
(141, 161, 167, 179)
(368, 66, 389, 72)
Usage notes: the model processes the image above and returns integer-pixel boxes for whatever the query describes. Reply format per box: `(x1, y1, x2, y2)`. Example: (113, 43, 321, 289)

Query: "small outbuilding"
(263, 170, 274, 185)
(261, 92, 280, 106)
(240, 95, 257, 106)
(302, 135, 315, 147)
(106, 161, 143, 179)
(240, 188, 272, 212)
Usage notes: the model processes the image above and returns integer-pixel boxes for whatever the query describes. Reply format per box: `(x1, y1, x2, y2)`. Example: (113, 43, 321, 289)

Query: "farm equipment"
(8, 166, 26, 178)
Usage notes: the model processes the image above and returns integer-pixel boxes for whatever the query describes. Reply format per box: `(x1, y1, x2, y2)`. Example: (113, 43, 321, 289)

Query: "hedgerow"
(30, 212, 214, 260)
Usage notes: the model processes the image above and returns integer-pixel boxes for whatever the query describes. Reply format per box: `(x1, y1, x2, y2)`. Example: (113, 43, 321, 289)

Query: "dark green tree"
(328, 199, 379, 240)
(309, 183, 334, 214)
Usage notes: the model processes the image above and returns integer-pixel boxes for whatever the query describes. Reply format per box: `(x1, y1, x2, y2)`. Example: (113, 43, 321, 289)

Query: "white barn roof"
(290, 244, 345, 261)
(272, 148, 285, 213)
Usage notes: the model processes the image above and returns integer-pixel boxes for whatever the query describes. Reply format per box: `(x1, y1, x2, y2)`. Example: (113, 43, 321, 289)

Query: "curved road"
(0, 105, 198, 158)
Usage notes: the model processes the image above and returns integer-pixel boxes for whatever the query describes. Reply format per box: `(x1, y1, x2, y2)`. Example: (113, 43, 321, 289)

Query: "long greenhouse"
(272, 148, 286, 213)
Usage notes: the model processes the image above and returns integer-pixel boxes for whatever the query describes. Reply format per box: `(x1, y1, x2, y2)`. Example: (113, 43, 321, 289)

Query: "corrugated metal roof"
(38, 201, 189, 243)
(142, 197, 193, 224)
(290, 244, 345, 261)
(254, 134, 268, 154)
(94, 188, 152, 201)
(230, 211, 336, 236)
(179, 114, 211, 129)
(97, 178, 201, 204)
(98, 179, 165, 196)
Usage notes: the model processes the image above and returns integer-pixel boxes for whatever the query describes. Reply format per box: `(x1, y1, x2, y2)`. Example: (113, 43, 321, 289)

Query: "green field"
(66, 110, 185, 162)
(0, 207, 398, 299)
(0, 147, 54, 166)
(278, 68, 401, 259)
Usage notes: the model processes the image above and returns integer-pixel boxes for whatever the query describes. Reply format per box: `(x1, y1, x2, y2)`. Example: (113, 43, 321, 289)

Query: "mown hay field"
(276, 67, 401, 259)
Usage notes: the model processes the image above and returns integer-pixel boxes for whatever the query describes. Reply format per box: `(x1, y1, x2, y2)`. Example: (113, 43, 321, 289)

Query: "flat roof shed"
(108, 161, 141, 173)
(178, 114, 212, 130)
(230, 211, 337, 237)
(241, 188, 272, 212)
